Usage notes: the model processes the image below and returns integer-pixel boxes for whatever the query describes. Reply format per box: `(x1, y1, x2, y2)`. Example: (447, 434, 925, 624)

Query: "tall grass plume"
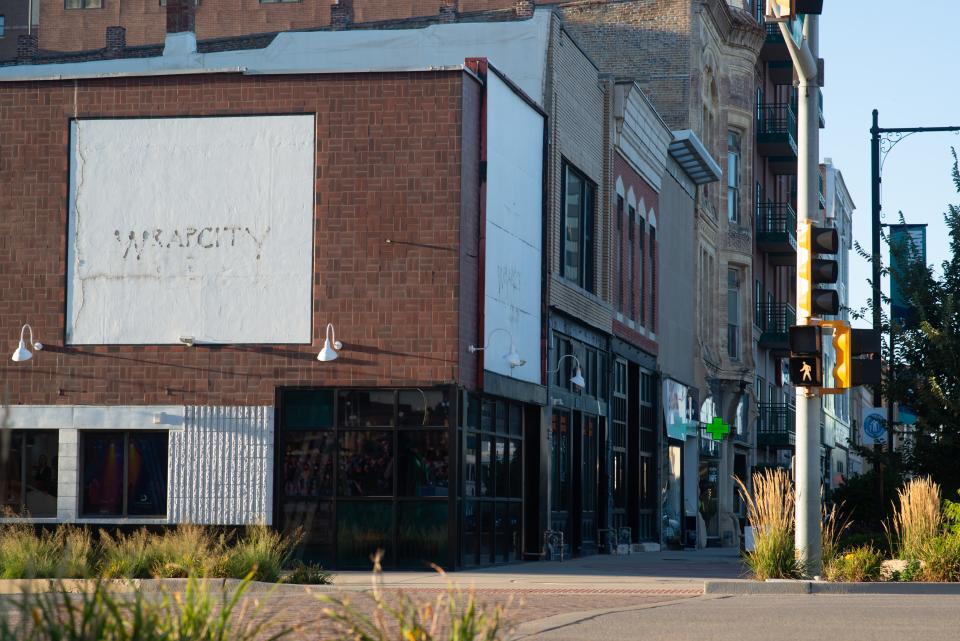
(736, 468, 801, 580)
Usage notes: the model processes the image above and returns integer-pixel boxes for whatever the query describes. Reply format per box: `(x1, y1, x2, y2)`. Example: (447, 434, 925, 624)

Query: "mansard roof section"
(613, 80, 672, 193)
(0, 8, 551, 106)
(668, 129, 722, 185)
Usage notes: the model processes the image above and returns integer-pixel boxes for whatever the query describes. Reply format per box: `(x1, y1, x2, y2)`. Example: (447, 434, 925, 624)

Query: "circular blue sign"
(864, 412, 886, 440)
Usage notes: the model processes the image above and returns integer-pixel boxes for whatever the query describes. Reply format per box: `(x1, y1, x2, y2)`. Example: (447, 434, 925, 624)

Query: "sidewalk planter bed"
(0, 523, 331, 585)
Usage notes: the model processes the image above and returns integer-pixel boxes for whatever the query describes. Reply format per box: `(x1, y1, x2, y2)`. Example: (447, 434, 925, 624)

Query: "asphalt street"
(519, 593, 960, 641)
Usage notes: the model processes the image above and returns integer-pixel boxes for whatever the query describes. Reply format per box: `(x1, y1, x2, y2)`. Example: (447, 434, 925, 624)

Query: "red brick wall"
(612, 152, 657, 356)
(33, 0, 586, 54)
(0, 71, 476, 406)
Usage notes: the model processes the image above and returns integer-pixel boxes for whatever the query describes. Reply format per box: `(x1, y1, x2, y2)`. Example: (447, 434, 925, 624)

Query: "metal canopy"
(668, 129, 722, 185)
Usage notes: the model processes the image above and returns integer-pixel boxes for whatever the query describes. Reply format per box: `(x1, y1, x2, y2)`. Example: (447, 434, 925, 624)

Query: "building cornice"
(699, 0, 764, 59)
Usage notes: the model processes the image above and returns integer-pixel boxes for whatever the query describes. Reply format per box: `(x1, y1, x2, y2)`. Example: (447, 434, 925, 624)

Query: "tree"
(883, 152, 960, 493)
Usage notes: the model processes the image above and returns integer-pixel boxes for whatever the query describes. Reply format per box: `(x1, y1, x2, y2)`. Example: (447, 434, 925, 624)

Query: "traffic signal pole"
(779, 13, 822, 577)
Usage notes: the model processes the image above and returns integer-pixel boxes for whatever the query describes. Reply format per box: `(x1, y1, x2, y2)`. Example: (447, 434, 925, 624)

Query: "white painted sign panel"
(483, 72, 544, 384)
(66, 115, 315, 345)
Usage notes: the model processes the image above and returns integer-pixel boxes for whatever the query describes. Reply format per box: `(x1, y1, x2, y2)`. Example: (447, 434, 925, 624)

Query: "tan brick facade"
(0, 70, 481, 406)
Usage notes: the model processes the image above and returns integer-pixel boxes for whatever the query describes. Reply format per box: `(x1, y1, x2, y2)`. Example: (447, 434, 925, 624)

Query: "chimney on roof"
(515, 0, 533, 18)
(166, 0, 196, 34)
(16, 34, 37, 63)
(105, 26, 126, 57)
(439, 0, 458, 23)
(330, 0, 352, 30)
(163, 0, 197, 57)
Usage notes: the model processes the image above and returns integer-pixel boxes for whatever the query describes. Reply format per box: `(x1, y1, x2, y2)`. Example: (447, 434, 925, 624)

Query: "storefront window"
(281, 432, 335, 497)
(398, 501, 448, 568)
(339, 390, 395, 427)
(398, 390, 450, 427)
(398, 431, 448, 497)
(338, 431, 393, 497)
(81, 431, 167, 518)
(337, 501, 393, 568)
(1, 430, 58, 517)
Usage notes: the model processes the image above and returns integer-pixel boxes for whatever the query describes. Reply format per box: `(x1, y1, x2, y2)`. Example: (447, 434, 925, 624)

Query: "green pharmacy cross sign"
(706, 416, 730, 441)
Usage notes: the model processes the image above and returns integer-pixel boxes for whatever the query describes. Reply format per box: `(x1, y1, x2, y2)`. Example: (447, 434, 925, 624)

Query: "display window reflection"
(282, 432, 335, 497)
(338, 431, 394, 497)
(81, 431, 168, 518)
(338, 390, 396, 428)
(398, 431, 448, 497)
(1, 430, 58, 517)
(398, 390, 450, 427)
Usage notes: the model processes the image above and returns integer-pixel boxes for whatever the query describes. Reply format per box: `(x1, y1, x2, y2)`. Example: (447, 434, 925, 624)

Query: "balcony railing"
(756, 202, 797, 262)
(756, 302, 795, 350)
(757, 104, 798, 172)
(699, 427, 721, 459)
(757, 402, 796, 447)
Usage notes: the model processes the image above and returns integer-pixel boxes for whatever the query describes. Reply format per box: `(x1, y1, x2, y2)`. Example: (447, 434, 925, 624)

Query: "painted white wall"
(66, 115, 315, 345)
(483, 72, 544, 385)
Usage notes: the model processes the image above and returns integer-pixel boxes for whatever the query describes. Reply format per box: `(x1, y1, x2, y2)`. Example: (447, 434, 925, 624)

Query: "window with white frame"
(727, 131, 741, 223)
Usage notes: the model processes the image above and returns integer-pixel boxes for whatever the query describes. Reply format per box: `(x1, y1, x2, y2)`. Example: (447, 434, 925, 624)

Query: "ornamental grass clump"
(0, 573, 295, 641)
(149, 524, 226, 578)
(316, 551, 511, 641)
(222, 525, 297, 583)
(889, 476, 942, 561)
(824, 545, 883, 582)
(918, 534, 960, 582)
(821, 501, 852, 575)
(0, 524, 94, 579)
(735, 469, 801, 580)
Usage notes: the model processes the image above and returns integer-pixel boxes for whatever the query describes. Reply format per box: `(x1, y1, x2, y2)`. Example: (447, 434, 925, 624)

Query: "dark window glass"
(281, 432, 335, 497)
(398, 501, 448, 568)
(338, 431, 393, 497)
(495, 502, 509, 563)
(464, 432, 477, 497)
(551, 413, 570, 512)
(509, 502, 522, 562)
(0, 16, 5, 38)
(281, 500, 334, 565)
(480, 436, 493, 498)
(509, 440, 522, 499)
(81, 433, 125, 516)
(1, 433, 23, 513)
(282, 390, 334, 430)
(495, 401, 507, 433)
(481, 401, 495, 432)
(463, 500, 479, 567)
(615, 194, 624, 313)
(337, 501, 393, 569)
(467, 395, 480, 430)
(561, 163, 597, 292)
(494, 439, 507, 497)
(339, 390, 395, 428)
(480, 501, 494, 563)
(398, 431, 448, 497)
(509, 404, 522, 436)
(2, 431, 58, 517)
(127, 433, 168, 516)
(398, 389, 450, 427)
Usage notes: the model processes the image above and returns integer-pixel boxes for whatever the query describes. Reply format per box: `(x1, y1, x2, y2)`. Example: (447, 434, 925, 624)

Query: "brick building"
(0, 11, 554, 570)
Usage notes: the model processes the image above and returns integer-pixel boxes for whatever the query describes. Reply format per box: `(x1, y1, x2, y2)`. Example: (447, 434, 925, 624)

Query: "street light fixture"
(550, 354, 586, 391)
(11, 324, 43, 362)
(317, 323, 343, 362)
(469, 328, 526, 369)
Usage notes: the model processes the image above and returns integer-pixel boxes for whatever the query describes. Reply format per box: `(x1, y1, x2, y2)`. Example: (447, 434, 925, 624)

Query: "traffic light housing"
(789, 325, 822, 387)
(766, 0, 795, 21)
(798, 222, 840, 318)
(831, 324, 882, 388)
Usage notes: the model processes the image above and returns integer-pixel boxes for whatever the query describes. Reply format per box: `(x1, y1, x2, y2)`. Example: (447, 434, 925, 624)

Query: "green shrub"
(281, 560, 333, 585)
(824, 545, 883, 582)
(0, 573, 295, 641)
(890, 559, 922, 582)
(0, 524, 91, 579)
(222, 525, 296, 583)
(919, 534, 960, 582)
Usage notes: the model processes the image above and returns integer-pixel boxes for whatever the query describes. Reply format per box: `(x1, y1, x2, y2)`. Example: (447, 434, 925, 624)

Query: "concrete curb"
(0, 578, 337, 596)
(705, 579, 960, 595)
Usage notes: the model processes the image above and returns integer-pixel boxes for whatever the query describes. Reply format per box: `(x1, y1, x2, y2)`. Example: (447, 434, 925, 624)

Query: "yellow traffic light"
(797, 221, 840, 318)
(798, 221, 811, 318)
(832, 323, 851, 389)
(766, 0, 795, 21)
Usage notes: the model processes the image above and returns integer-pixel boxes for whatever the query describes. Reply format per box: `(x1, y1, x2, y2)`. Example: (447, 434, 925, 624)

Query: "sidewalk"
(332, 547, 746, 593)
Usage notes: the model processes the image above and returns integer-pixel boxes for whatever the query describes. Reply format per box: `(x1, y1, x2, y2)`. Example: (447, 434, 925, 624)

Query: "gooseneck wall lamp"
(550, 353, 586, 390)
(317, 323, 343, 362)
(11, 324, 43, 362)
(468, 327, 526, 369)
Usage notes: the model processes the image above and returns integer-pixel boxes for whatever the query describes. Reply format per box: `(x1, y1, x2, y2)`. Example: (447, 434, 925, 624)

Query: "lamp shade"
(317, 338, 338, 362)
(504, 344, 526, 368)
(10, 338, 32, 362)
(570, 366, 586, 389)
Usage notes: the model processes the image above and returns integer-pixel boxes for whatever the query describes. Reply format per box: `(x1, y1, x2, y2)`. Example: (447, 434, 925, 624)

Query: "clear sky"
(819, 1, 960, 328)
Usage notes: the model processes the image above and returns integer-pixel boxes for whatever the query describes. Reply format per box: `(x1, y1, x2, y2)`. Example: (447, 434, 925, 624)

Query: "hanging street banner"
(889, 224, 927, 328)
(861, 406, 889, 448)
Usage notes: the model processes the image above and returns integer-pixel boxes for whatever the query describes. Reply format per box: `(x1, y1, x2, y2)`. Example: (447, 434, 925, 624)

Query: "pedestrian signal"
(789, 324, 823, 388)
